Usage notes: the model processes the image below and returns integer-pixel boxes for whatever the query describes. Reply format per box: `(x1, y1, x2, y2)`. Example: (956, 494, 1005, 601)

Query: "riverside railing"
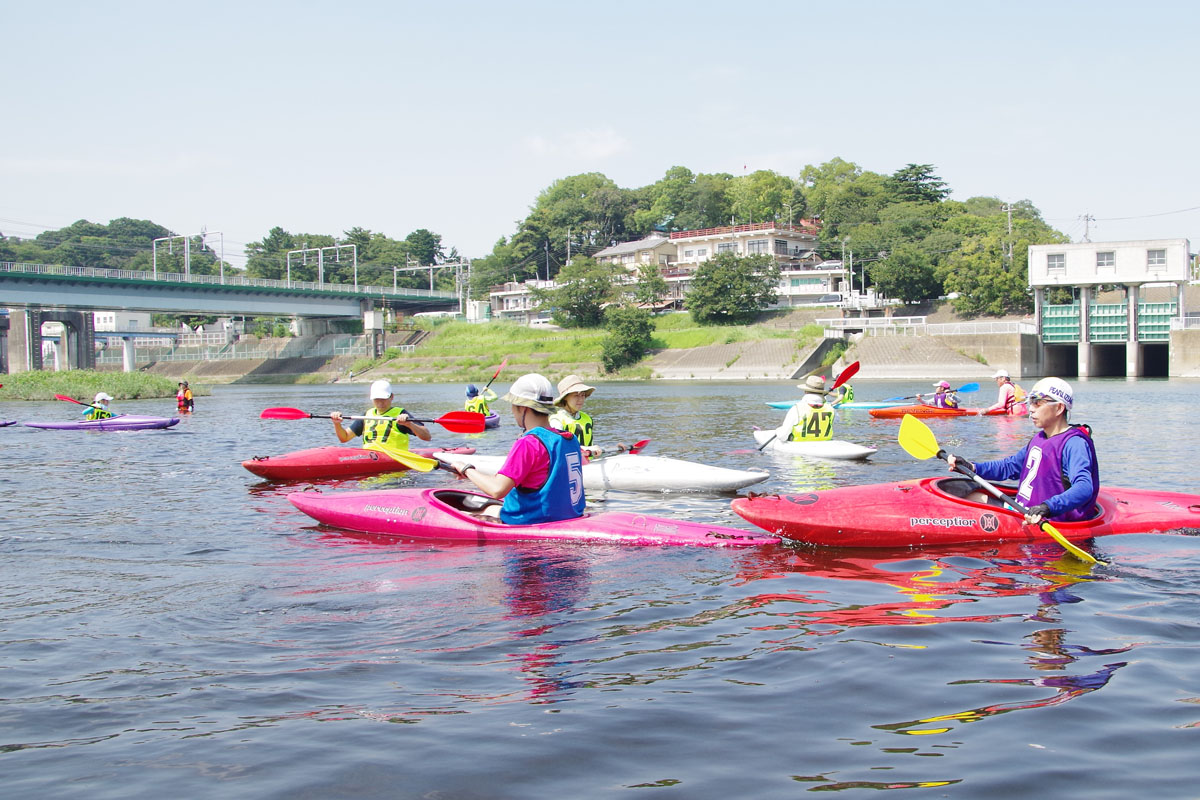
(816, 317, 1037, 337)
(0, 261, 457, 299)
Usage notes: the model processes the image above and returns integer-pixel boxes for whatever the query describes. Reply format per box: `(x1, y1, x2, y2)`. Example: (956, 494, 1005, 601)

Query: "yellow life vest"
(84, 407, 114, 420)
(361, 406, 411, 456)
(465, 396, 490, 415)
(550, 409, 593, 446)
(790, 402, 835, 441)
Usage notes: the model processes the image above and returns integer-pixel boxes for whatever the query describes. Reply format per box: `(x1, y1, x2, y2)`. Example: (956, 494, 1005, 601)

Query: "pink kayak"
(288, 486, 780, 547)
(244, 445, 476, 481)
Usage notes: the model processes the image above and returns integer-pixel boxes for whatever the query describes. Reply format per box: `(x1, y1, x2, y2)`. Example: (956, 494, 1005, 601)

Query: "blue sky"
(3, 0, 1197, 268)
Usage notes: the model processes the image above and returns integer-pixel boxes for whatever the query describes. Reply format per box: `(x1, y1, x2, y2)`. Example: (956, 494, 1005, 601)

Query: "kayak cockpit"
(929, 477, 1104, 522)
(434, 489, 503, 515)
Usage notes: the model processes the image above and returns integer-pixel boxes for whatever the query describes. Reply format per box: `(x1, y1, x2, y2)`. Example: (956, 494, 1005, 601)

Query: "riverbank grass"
(0, 370, 199, 401)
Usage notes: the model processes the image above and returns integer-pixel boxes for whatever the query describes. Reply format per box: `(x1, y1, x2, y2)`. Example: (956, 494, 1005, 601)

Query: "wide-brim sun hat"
(369, 379, 394, 400)
(504, 373, 556, 415)
(554, 374, 596, 406)
(798, 375, 826, 393)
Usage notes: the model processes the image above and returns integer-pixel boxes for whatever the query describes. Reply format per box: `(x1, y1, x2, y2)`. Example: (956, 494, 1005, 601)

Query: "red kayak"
(289, 487, 780, 547)
(243, 445, 475, 481)
(869, 405, 1004, 419)
(731, 477, 1200, 547)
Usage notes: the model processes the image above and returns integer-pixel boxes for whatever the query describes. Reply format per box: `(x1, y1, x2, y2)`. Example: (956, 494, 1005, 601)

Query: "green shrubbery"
(0, 370, 192, 401)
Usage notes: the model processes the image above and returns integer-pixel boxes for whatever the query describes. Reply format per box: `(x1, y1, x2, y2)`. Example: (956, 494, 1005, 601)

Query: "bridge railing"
(0, 261, 457, 300)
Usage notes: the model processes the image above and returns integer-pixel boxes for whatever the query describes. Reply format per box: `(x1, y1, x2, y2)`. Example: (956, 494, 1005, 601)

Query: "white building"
(489, 279, 557, 325)
(93, 311, 153, 331)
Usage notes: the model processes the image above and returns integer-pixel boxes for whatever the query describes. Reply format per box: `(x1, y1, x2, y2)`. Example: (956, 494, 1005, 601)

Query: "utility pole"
(566, 227, 571, 263)
(545, 241, 550, 282)
(1002, 203, 1014, 270)
(1081, 213, 1095, 243)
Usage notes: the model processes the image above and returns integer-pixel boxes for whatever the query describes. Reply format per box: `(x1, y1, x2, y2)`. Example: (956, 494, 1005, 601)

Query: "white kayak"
(437, 452, 770, 493)
(752, 429, 877, 461)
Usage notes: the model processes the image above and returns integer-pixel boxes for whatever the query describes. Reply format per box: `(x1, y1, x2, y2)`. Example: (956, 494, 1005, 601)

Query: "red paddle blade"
(54, 393, 85, 404)
(260, 407, 312, 420)
(628, 439, 651, 454)
(491, 358, 508, 379)
(433, 410, 486, 433)
(831, 360, 860, 390)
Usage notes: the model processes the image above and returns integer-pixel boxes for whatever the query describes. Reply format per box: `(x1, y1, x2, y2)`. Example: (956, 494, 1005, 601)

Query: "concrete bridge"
(0, 261, 459, 372)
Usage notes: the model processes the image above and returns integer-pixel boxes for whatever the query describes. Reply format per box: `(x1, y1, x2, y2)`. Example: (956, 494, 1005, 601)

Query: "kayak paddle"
(260, 407, 486, 433)
(758, 361, 860, 451)
(54, 393, 106, 410)
(594, 438, 650, 456)
(482, 357, 509, 392)
(897, 413, 1101, 564)
(885, 382, 979, 402)
(362, 443, 439, 471)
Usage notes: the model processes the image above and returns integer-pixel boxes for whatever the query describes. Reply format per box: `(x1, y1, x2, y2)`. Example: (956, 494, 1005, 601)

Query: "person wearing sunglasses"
(948, 377, 1098, 524)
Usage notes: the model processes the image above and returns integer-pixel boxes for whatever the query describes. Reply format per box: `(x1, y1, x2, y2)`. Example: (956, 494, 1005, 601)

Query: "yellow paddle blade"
(1040, 520, 1103, 565)
(898, 414, 941, 461)
(363, 443, 438, 472)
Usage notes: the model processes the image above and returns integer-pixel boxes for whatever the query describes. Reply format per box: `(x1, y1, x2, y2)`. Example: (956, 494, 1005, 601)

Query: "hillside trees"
(601, 305, 654, 373)
(687, 253, 780, 325)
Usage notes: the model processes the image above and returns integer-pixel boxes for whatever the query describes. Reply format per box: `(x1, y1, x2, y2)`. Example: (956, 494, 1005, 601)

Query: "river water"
(3, 379, 1199, 798)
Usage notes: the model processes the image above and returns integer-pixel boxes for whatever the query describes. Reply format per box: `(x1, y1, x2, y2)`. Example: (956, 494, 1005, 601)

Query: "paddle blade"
(627, 439, 651, 454)
(260, 407, 313, 420)
(54, 393, 85, 405)
(898, 414, 941, 461)
(431, 411, 486, 433)
(956, 382, 980, 394)
(364, 444, 438, 472)
(491, 358, 508, 380)
(1040, 520, 1101, 564)
(831, 361, 860, 390)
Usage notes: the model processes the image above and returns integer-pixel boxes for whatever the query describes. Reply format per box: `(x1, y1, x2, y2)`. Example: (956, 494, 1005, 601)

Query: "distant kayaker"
(777, 375, 835, 441)
(330, 379, 431, 457)
(83, 392, 115, 420)
(918, 381, 959, 409)
(464, 383, 496, 415)
(984, 369, 1027, 415)
(948, 377, 1098, 524)
(177, 382, 187, 411)
(450, 373, 585, 524)
(834, 381, 854, 405)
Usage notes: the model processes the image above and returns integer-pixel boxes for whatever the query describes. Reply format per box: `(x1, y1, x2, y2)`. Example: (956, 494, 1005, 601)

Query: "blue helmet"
(466, 384, 479, 398)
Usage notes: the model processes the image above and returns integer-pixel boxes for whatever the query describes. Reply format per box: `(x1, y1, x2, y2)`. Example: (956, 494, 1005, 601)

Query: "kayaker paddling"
(983, 369, 1027, 415)
(550, 374, 628, 459)
(918, 380, 959, 409)
(83, 392, 115, 420)
(775, 375, 836, 442)
(450, 373, 586, 524)
(948, 377, 1098, 525)
(330, 379, 431, 457)
(464, 383, 496, 415)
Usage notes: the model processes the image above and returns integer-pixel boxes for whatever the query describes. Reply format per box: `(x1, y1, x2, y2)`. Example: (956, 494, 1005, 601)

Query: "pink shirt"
(498, 432, 552, 490)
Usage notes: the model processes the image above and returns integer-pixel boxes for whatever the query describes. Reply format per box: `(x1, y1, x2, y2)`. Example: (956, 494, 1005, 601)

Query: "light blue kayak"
(765, 400, 909, 411)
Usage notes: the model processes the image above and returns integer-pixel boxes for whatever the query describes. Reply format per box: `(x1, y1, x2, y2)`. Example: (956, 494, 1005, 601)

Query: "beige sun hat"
(798, 375, 826, 393)
(554, 374, 596, 406)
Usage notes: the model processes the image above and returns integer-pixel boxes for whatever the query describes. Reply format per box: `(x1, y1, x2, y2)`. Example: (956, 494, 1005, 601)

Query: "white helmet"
(1028, 377, 1073, 410)
(502, 373, 555, 414)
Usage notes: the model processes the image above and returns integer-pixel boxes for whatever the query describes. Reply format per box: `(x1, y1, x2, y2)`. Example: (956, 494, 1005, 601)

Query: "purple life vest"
(1015, 425, 1099, 522)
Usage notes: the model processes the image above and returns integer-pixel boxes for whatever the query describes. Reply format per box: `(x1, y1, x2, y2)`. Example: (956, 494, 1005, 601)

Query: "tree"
(888, 163, 951, 203)
(728, 170, 803, 225)
(632, 262, 669, 306)
(601, 305, 654, 373)
(870, 244, 942, 303)
(529, 257, 624, 328)
(405, 228, 444, 265)
(686, 253, 780, 325)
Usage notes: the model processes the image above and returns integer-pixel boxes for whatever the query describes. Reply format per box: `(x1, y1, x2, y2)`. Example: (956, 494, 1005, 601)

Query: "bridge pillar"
(8, 309, 43, 372)
(363, 309, 385, 358)
(1126, 284, 1142, 377)
(122, 337, 136, 372)
(1077, 287, 1092, 377)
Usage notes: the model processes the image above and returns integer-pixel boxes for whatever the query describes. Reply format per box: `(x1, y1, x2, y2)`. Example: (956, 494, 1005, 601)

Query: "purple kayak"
(24, 414, 180, 431)
(0, 420, 17, 428)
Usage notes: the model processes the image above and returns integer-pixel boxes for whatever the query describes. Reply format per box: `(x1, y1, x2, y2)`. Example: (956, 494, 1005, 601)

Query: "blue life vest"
(501, 427, 585, 525)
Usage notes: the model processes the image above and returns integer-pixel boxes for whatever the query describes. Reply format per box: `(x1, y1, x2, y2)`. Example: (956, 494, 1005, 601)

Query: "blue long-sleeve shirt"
(974, 436, 1096, 518)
